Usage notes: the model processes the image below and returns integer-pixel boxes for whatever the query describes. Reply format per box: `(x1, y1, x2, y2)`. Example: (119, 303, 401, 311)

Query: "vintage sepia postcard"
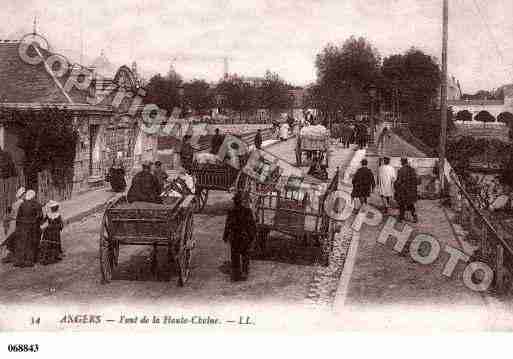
(1, 1, 513, 349)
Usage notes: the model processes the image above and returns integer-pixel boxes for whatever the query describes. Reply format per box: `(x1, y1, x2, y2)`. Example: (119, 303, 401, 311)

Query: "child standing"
(38, 200, 64, 265)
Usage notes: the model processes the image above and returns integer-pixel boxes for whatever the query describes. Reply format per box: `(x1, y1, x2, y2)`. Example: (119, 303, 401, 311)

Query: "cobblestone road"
(0, 139, 356, 311)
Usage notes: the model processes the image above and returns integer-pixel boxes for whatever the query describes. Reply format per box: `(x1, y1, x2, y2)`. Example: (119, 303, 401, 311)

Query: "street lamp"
(368, 84, 377, 143)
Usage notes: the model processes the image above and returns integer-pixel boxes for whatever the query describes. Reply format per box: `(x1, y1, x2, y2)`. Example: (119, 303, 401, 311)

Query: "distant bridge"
(449, 99, 513, 124)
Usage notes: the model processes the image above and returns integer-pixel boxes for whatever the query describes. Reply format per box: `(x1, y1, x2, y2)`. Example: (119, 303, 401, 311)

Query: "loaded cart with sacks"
(296, 125, 330, 167)
(99, 184, 195, 286)
(251, 170, 340, 266)
(236, 150, 341, 267)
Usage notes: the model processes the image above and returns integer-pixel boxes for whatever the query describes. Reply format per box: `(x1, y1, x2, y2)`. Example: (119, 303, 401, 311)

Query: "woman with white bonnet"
(1, 187, 25, 263)
(38, 200, 64, 265)
(14, 189, 43, 267)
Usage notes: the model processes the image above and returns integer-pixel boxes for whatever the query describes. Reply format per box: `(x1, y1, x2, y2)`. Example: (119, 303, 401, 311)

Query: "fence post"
(481, 218, 488, 260)
(496, 244, 504, 293)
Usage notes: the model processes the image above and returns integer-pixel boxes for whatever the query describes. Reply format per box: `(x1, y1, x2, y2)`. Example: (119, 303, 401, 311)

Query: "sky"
(1, 0, 513, 93)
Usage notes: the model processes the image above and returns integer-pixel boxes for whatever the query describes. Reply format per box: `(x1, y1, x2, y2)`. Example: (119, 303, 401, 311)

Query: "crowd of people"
(352, 156, 420, 222)
(332, 121, 373, 149)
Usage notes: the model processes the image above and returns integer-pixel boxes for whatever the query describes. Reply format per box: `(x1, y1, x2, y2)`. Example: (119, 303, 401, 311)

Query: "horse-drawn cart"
(99, 194, 195, 286)
(189, 162, 241, 212)
(296, 128, 330, 167)
(244, 169, 340, 266)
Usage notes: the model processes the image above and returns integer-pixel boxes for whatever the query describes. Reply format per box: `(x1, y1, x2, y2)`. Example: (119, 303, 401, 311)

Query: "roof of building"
(0, 40, 91, 104)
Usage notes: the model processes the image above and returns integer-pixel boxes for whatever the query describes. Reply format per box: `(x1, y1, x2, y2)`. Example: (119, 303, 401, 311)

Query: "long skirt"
(14, 224, 41, 266)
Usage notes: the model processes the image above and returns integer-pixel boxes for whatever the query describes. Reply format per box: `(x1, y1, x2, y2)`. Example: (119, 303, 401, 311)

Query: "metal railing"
(447, 169, 513, 294)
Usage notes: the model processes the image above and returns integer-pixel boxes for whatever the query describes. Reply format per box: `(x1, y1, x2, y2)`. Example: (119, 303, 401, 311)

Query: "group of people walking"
(351, 157, 420, 222)
(1, 188, 64, 267)
(334, 122, 371, 149)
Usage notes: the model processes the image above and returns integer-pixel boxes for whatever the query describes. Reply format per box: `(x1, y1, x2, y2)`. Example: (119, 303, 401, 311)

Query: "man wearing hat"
(127, 161, 162, 204)
(1, 187, 25, 263)
(152, 161, 169, 195)
(395, 158, 419, 223)
(223, 191, 256, 281)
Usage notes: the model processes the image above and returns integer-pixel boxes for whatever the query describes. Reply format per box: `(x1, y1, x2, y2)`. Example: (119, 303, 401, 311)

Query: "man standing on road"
(180, 135, 194, 173)
(211, 128, 224, 154)
(377, 157, 396, 212)
(127, 161, 162, 204)
(376, 127, 391, 155)
(223, 192, 256, 282)
(395, 158, 419, 223)
(351, 159, 375, 211)
(254, 129, 263, 150)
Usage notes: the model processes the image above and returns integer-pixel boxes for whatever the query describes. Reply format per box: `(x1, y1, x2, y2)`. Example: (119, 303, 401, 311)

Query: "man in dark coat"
(254, 129, 263, 150)
(351, 159, 375, 209)
(223, 192, 256, 281)
(127, 162, 162, 204)
(152, 161, 168, 194)
(14, 190, 43, 267)
(180, 135, 194, 173)
(211, 128, 224, 154)
(395, 158, 419, 223)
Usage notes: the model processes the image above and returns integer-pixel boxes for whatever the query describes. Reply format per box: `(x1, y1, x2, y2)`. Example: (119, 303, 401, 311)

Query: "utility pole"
(439, 0, 449, 192)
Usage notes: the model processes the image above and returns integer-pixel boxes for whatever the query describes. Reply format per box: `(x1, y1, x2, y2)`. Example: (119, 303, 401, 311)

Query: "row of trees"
(306, 36, 442, 122)
(144, 69, 294, 120)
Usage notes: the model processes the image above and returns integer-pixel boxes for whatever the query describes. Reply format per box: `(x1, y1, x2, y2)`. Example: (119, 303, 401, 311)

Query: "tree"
(216, 76, 257, 120)
(183, 79, 213, 115)
(144, 73, 183, 116)
(258, 70, 293, 119)
(456, 110, 473, 122)
(314, 36, 381, 118)
(408, 108, 455, 150)
(2, 107, 78, 190)
(382, 48, 441, 117)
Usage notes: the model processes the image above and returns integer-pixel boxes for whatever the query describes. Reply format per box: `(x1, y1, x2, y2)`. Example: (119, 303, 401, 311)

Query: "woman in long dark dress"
(14, 190, 43, 267)
(38, 200, 64, 265)
(108, 158, 126, 192)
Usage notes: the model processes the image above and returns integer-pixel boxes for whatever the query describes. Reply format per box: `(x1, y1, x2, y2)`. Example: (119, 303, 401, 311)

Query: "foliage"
(407, 108, 455, 150)
(313, 36, 381, 117)
(455, 110, 472, 122)
(501, 152, 513, 188)
(183, 79, 214, 114)
(144, 73, 183, 115)
(1, 107, 78, 189)
(216, 76, 257, 119)
(258, 70, 293, 114)
(382, 48, 441, 116)
(475, 111, 495, 123)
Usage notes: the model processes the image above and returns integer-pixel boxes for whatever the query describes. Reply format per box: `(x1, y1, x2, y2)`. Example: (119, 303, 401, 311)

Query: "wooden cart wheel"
(99, 214, 114, 283)
(194, 188, 209, 212)
(177, 211, 194, 286)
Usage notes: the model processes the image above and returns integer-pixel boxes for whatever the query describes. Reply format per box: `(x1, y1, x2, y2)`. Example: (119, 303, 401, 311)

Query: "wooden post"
(439, 0, 449, 192)
(496, 244, 504, 292)
(481, 221, 488, 260)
